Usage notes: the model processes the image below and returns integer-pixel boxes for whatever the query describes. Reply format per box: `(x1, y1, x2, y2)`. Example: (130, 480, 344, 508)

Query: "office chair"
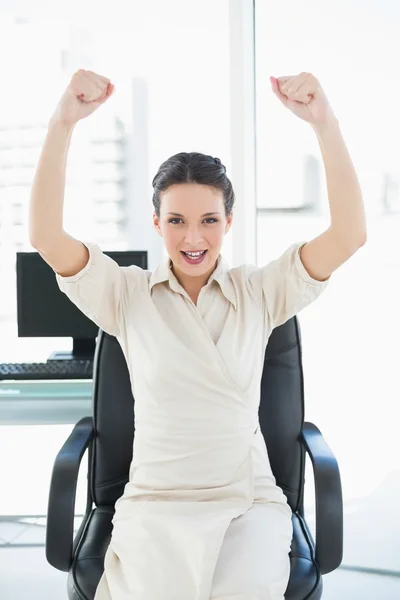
(46, 317, 343, 600)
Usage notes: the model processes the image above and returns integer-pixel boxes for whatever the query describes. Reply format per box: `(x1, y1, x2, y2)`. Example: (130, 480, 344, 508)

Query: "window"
(255, 0, 399, 581)
(0, 2, 231, 356)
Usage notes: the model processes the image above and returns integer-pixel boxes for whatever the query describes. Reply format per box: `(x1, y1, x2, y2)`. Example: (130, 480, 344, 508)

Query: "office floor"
(1, 546, 399, 600)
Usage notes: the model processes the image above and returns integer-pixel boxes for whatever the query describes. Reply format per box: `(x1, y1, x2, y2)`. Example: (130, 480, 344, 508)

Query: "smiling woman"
(29, 65, 336, 600)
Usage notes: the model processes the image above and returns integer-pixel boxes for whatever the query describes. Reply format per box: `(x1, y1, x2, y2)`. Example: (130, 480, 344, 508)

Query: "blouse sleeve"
(248, 242, 329, 330)
(55, 242, 143, 337)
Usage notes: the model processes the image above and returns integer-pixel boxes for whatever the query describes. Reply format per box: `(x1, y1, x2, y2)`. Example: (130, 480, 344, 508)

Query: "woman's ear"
(153, 212, 163, 237)
(225, 211, 233, 233)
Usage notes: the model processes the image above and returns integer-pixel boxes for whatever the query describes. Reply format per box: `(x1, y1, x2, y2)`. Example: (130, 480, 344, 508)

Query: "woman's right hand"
(50, 69, 115, 127)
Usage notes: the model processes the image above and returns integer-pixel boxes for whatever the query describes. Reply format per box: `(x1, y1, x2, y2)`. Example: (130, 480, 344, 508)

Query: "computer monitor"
(16, 249, 148, 360)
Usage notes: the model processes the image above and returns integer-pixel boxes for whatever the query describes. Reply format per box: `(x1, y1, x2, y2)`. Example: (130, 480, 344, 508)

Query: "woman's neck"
(171, 260, 218, 300)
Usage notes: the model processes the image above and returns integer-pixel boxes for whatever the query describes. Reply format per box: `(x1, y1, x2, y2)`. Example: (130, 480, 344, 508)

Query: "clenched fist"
(51, 69, 115, 126)
(270, 73, 337, 130)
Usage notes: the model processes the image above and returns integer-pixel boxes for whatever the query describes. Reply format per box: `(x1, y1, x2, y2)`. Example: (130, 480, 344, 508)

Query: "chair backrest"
(260, 317, 305, 512)
(89, 316, 305, 512)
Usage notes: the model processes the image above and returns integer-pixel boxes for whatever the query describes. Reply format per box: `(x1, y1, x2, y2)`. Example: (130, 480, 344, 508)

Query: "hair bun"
(214, 157, 226, 172)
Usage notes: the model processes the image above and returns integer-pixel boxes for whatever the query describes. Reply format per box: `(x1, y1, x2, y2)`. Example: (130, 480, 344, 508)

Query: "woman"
(30, 70, 366, 600)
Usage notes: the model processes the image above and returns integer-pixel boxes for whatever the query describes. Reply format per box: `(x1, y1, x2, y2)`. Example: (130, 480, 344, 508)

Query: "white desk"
(0, 379, 93, 425)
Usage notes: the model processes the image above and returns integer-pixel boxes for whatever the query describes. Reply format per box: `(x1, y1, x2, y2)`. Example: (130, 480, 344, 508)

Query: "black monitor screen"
(16, 250, 148, 340)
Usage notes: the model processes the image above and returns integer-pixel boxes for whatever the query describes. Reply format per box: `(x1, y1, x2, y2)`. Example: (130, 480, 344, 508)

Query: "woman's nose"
(184, 230, 203, 244)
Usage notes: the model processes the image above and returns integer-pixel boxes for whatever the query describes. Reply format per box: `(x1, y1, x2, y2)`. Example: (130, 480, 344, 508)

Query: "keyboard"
(0, 359, 93, 380)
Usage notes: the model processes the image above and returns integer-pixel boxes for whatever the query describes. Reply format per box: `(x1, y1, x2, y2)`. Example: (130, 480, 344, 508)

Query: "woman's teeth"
(183, 251, 206, 257)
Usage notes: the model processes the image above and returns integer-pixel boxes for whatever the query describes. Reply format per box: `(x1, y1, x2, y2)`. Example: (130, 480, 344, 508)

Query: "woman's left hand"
(270, 72, 337, 130)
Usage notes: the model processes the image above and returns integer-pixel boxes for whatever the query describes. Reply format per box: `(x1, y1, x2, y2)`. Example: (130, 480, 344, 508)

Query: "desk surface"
(0, 380, 93, 425)
(0, 379, 93, 398)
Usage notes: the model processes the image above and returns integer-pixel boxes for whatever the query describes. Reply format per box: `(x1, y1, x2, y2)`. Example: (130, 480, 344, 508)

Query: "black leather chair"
(46, 316, 343, 600)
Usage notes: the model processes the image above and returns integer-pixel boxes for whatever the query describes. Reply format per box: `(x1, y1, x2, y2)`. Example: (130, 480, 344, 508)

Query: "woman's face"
(153, 183, 233, 282)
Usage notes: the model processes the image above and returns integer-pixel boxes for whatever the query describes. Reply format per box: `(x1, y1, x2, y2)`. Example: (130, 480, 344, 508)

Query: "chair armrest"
(299, 421, 343, 575)
(46, 417, 95, 572)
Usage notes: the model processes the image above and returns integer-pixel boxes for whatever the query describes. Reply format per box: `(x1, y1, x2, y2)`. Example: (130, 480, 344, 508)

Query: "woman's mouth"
(180, 250, 208, 265)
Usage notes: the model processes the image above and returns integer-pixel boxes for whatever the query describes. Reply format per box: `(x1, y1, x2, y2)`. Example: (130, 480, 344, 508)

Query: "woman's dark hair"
(152, 152, 235, 218)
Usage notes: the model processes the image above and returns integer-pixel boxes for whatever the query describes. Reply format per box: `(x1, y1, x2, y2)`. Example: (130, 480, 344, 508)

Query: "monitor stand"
(47, 337, 96, 361)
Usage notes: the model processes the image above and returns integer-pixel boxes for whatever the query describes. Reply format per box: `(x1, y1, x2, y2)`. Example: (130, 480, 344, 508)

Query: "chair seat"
(67, 506, 322, 600)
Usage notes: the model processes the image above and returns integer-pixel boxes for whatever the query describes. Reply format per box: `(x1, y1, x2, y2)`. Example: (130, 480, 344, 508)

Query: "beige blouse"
(56, 241, 328, 600)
